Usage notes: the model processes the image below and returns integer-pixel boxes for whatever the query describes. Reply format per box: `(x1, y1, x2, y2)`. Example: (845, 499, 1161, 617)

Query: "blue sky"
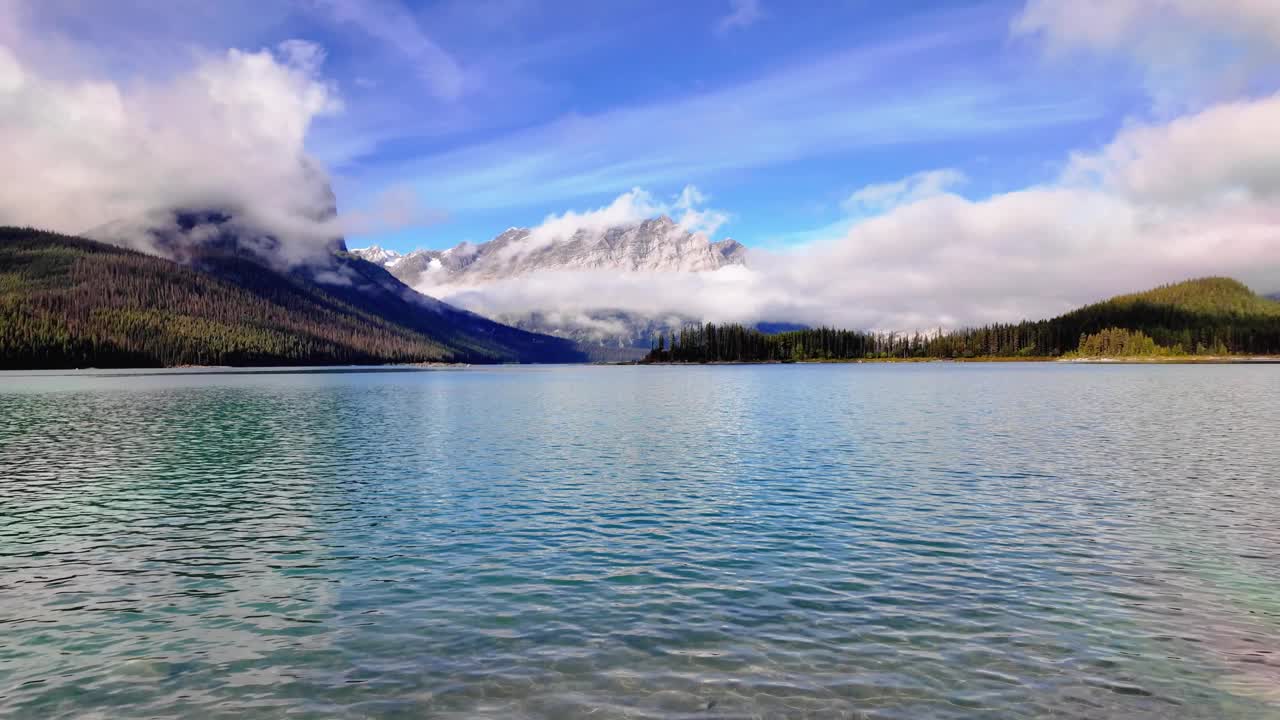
(5, 0, 1278, 330)
(15, 0, 1154, 252)
(304, 0, 1144, 250)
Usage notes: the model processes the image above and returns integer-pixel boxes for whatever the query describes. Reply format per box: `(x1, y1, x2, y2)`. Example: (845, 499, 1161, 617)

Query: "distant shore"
(630, 355, 1280, 366)
(0, 363, 473, 374)
(1057, 356, 1280, 364)
(8, 358, 1280, 372)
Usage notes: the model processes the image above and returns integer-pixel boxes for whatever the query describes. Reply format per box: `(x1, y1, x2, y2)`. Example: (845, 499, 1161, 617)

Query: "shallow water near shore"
(2, 364, 1278, 719)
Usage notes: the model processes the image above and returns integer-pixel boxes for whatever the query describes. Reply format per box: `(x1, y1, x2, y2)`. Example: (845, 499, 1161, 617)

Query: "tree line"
(2, 227, 588, 368)
(1, 227, 456, 369)
(645, 278, 1280, 362)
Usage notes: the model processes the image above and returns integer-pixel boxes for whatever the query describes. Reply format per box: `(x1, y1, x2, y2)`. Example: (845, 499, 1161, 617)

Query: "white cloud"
(500, 185, 729, 261)
(672, 185, 730, 237)
(1014, 0, 1280, 109)
(842, 169, 966, 215)
(0, 44, 20, 93)
(276, 38, 328, 74)
(0, 20, 447, 266)
(310, 0, 465, 101)
(524, 188, 665, 250)
(1065, 94, 1280, 204)
(1015, 0, 1280, 51)
(429, 94, 1280, 331)
(0, 38, 350, 263)
(338, 183, 446, 237)
(716, 0, 763, 35)
(381, 29, 1103, 212)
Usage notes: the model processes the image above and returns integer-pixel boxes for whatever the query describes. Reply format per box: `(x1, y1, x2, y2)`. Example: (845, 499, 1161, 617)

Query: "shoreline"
(1057, 356, 1280, 364)
(5, 357, 1280, 373)
(0, 363, 472, 376)
(630, 356, 1280, 366)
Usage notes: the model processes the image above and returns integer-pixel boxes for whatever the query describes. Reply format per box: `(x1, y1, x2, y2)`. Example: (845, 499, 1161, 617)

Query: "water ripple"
(1, 364, 1278, 718)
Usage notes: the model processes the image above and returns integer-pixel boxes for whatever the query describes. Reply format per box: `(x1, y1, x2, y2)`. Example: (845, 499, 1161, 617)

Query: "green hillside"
(1033, 277, 1280, 356)
(645, 277, 1280, 362)
(0, 227, 584, 369)
(1108, 277, 1280, 317)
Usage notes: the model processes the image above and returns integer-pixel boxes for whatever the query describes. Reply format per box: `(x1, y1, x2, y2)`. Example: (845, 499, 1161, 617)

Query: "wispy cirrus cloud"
(715, 0, 763, 35)
(427, 88, 1280, 331)
(842, 169, 967, 216)
(376, 29, 1106, 213)
(1014, 0, 1280, 111)
(1015, 0, 1280, 56)
(310, 0, 465, 101)
(429, 0, 1280, 330)
(0, 36, 346, 263)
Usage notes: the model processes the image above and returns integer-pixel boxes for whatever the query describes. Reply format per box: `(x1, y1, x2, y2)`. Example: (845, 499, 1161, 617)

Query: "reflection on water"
(1, 364, 1278, 719)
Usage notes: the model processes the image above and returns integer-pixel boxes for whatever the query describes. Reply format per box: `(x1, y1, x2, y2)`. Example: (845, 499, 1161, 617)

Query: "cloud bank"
(1015, 0, 1280, 55)
(842, 169, 966, 216)
(432, 93, 1280, 331)
(414, 0, 1280, 332)
(0, 37, 349, 263)
(1015, 0, 1280, 110)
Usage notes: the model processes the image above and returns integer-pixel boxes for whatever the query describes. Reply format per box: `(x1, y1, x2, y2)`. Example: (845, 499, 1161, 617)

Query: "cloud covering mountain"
(353, 0, 1280, 334)
(354, 198, 747, 347)
(358, 90, 1280, 335)
(0, 11, 432, 267)
(0, 36, 346, 264)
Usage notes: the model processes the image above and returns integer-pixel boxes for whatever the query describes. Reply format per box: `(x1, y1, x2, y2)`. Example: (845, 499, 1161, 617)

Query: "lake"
(1, 364, 1278, 719)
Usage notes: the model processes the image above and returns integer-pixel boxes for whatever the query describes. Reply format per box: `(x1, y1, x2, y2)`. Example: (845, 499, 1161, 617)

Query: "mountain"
(647, 277, 1280, 362)
(0, 226, 586, 369)
(1267, 292, 1280, 302)
(352, 215, 752, 354)
(934, 276, 1280, 357)
(1107, 277, 1280, 317)
(755, 322, 811, 334)
(353, 215, 747, 288)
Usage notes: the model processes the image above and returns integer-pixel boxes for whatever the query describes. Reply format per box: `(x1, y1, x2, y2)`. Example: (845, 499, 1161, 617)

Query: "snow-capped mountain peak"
(353, 215, 748, 288)
(350, 244, 403, 266)
(350, 216, 754, 356)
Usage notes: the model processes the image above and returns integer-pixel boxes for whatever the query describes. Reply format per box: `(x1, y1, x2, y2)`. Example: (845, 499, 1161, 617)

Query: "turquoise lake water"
(1, 364, 1278, 719)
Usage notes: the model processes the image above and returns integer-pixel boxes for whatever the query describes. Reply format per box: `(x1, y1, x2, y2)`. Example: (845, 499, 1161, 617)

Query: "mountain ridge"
(0, 227, 585, 368)
(353, 215, 747, 288)
(1105, 277, 1280, 317)
(937, 276, 1280, 356)
(352, 215, 751, 352)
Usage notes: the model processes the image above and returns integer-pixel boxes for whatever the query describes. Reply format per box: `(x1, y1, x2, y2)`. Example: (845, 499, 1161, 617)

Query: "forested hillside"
(923, 277, 1280, 358)
(646, 278, 1280, 362)
(0, 228, 584, 368)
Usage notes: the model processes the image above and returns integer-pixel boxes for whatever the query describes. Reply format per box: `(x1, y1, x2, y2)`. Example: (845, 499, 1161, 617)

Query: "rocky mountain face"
(352, 216, 749, 358)
(354, 215, 746, 288)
